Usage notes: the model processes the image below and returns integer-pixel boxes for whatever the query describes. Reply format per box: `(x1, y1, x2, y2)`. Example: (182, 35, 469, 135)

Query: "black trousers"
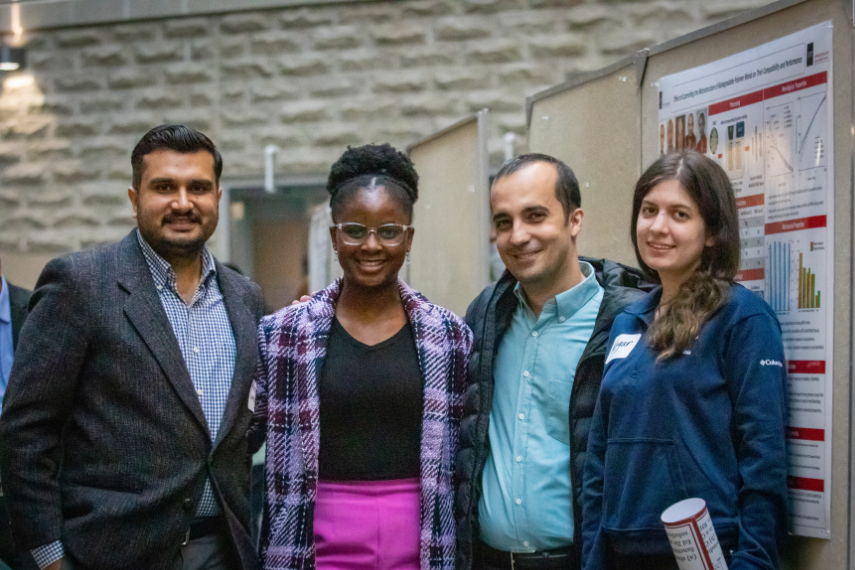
(610, 535, 736, 570)
(475, 556, 576, 570)
(473, 542, 577, 570)
(60, 530, 238, 570)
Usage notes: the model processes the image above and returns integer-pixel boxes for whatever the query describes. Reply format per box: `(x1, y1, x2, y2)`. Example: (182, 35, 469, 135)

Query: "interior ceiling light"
(0, 45, 26, 71)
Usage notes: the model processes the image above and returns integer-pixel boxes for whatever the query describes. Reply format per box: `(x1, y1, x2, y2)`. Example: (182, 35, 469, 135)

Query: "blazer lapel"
(212, 266, 257, 452)
(117, 233, 209, 434)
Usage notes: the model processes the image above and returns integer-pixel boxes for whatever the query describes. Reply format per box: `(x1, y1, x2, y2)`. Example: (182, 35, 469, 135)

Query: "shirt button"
(156, 285, 163, 291)
(193, 347, 199, 353)
(515, 498, 522, 505)
(518, 413, 525, 420)
(559, 316, 565, 322)
(515, 456, 522, 462)
(197, 389, 204, 396)
(183, 498, 194, 511)
(532, 331, 538, 337)
(523, 541, 530, 547)
(523, 371, 530, 377)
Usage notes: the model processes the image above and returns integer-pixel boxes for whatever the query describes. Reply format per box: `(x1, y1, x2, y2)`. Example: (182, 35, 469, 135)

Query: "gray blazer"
(0, 231, 265, 570)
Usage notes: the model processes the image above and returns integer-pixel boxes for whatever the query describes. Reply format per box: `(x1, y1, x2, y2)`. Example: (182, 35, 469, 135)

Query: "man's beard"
(153, 233, 208, 260)
(142, 212, 215, 261)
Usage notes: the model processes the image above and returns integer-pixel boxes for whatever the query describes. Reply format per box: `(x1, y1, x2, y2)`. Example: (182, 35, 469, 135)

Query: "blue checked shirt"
(32, 230, 237, 569)
(0, 277, 13, 411)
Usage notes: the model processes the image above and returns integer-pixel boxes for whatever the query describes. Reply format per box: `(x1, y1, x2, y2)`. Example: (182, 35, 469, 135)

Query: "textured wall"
(0, 0, 771, 255)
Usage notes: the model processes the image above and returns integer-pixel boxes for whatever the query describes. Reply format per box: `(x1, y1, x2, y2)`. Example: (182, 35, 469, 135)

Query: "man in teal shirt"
(480, 261, 603, 551)
(456, 154, 650, 570)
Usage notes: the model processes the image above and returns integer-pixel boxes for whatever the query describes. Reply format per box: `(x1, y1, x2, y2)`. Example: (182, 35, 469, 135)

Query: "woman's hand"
(291, 294, 314, 305)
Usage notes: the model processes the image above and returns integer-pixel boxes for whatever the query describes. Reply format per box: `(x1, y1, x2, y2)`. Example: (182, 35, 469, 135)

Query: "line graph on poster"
(797, 93, 827, 171)
(765, 102, 794, 177)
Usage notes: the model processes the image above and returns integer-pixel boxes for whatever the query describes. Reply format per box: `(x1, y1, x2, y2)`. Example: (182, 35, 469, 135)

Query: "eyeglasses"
(331, 223, 412, 246)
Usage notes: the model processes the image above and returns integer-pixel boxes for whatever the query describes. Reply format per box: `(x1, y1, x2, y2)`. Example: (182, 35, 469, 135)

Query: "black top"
(317, 317, 423, 480)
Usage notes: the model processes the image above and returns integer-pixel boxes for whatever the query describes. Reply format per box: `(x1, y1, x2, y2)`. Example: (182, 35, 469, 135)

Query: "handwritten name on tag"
(605, 334, 642, 364)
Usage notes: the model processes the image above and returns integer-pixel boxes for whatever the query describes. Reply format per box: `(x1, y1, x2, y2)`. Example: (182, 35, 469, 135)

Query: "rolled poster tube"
(661, 498, 729, 570)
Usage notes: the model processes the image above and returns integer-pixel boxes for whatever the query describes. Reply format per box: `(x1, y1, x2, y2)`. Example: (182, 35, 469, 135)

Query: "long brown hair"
(630, 151, 740, 360)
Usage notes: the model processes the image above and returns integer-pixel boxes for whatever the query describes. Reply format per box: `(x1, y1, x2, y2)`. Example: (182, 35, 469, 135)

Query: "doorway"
(225, 179, 326, 313)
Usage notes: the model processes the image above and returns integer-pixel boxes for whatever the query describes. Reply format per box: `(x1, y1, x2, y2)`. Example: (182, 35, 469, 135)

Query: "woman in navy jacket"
(582, 151, 788, 570)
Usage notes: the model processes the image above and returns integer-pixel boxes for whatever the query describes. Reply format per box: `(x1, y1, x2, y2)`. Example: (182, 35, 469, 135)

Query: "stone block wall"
(0, 0, 771, 255)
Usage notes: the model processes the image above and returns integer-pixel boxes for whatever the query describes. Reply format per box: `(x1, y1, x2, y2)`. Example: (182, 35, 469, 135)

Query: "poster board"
(655, 21, 835, 540)
(407, 111, 490, 316)
(526, 55, 644, 267)
(640, 0, 853, 567)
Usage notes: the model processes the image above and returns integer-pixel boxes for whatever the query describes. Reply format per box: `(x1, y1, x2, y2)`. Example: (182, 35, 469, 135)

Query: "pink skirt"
(314, 478, 422, 570)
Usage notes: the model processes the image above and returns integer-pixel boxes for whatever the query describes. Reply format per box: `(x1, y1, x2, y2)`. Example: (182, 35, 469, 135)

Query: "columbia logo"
(760, 359, 783, 367)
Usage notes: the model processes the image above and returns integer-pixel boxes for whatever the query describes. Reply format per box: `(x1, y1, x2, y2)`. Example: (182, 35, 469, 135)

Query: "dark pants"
(59, 531, 237, 570)
(610, 536, 736, 570)
(173, 532, 236, 570)
(612, 552, 735, 570)
(473, 541, 577, 570)
(611, 552, 680, 570)
(475, 557, 576, 570)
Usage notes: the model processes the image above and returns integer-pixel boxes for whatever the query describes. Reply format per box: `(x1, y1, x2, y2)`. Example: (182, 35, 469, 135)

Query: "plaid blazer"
(251, 278, 472, 570)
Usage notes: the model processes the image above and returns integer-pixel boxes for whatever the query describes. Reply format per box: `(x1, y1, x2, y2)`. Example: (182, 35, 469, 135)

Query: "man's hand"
(291, 294, 314, 306)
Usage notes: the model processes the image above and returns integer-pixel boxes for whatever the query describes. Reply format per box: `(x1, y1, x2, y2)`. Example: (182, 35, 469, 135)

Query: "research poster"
(656, 22, 834, 539)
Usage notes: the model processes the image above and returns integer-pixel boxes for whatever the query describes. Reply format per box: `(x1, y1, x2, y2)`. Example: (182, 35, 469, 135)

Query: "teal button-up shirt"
(479, 261, 603, 552)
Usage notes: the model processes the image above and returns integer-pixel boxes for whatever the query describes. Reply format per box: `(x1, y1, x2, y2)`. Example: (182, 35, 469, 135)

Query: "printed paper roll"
(661, 498, 729, 570)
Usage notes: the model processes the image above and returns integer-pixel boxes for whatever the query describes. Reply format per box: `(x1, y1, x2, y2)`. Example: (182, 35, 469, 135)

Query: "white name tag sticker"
(248, 381, 257, 413)
(606, 334, 642, 364)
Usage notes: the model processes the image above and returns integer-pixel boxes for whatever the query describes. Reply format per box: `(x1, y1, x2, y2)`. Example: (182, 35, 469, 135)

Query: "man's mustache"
(162, 213, 201, 225)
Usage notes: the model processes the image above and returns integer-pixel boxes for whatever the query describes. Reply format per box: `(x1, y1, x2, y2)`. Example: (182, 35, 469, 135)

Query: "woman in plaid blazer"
(250, 144, 472, 570)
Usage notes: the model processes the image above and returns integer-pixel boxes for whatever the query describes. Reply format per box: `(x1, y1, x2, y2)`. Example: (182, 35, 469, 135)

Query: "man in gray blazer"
(0, 125, 265, 570)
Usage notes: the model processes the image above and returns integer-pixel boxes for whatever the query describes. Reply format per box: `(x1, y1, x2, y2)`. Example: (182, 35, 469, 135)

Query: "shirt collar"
(0, 276, 9, 325)
(513, 260, 601, 321)
(624, 285, 662, 324)
(136, 229, 216, 291)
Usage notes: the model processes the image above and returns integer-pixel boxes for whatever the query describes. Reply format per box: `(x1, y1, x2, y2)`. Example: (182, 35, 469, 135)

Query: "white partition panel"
(527, 55, 644, 267)
(407, 111, 490, 317)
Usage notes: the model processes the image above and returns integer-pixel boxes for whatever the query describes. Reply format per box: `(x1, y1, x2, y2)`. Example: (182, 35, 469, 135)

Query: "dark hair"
(493, 153, 581, 219)
(631, 151, 740, 360)
(131, 125, 223, 189)
(326, 143, 419, 222)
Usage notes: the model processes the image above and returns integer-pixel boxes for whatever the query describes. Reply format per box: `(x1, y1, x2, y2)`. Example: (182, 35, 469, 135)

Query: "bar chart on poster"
(656, 21, 834, 538)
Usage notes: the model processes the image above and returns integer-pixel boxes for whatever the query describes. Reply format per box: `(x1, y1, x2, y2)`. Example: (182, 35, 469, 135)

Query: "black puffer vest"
(455, 257, 654, 570)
